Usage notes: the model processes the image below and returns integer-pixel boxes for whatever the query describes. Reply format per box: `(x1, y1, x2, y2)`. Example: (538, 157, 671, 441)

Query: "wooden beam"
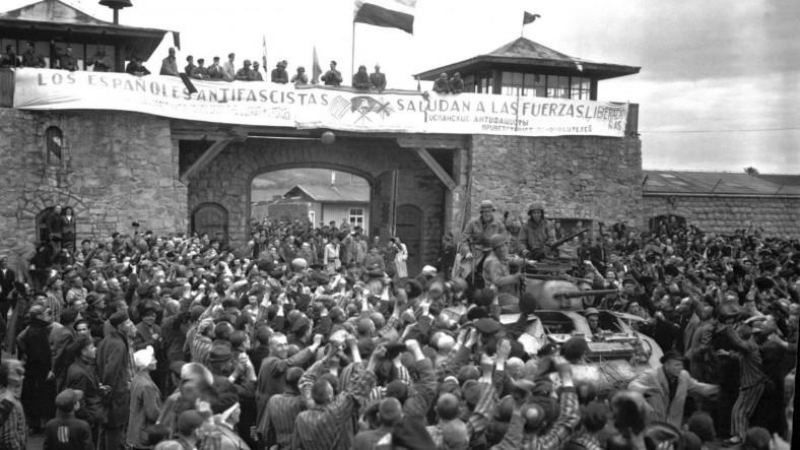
(397, 135, 467, 149)
(180, 137, 236, 184)
(415, 148, 456, 191)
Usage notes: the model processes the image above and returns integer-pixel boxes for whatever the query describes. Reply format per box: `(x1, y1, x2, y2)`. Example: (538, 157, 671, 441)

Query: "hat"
(55, 388, 84, 411)
(584, 307, 599, 317)
(330, 60, 337, 65)
(479, 200, 495, 212)
(385, 342, 407, 360)
(291, 258, 308, 270)
(489, 234, 508, 249)
(754, 277, 774, 290)
(208, 343, 232, 363)
(134, 345, 156, 369)
(561, 337, 589, 363)
(109, 310, 129, 327)
(527, 203, 544, 212)
(659, 349, 684, 365)
(664, 265, 680, 277)
(291, 316, 311, 335)
(474, 317, 502, 335)
(176, 410, 205, 436)
(421, 265, 437, 276)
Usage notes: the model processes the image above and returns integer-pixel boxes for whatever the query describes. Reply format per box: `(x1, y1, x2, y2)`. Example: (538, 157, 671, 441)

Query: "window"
(463, 75, 475, 93)
(45, 126, 63, 165)
(501, 72, 524, 96)
(473, 72, 493, 94)
(570, 77, 591, 100)
(546, 75, 570, 99)
(349, 207, 364, 228)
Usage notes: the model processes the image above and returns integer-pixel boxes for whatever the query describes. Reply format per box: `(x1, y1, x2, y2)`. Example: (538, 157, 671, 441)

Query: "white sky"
(6, 0, 800, 173)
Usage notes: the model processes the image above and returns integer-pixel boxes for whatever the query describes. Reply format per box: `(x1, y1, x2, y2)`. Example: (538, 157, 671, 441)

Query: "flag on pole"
(523, 11, 540, 25)
(173, 31, 181, 50)
(311, 46, 322, 84)
(261, 35, 268, 71)
(354, 0, 416, 34)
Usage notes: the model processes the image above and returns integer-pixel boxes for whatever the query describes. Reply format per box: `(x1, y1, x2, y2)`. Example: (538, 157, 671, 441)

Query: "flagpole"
(351, 21, 356, 81)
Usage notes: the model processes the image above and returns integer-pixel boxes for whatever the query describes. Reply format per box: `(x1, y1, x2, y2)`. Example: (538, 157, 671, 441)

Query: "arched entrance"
(396, 204, 423, 275)
(192, 203, 229, 245)
(35, 206, 55, 244)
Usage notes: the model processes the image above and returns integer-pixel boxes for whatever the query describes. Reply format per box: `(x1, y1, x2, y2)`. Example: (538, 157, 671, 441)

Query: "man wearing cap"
(461, 200, 507, 276)
(96, 310, 135, 450)
(184, 55, 196, 76)
(482, 234, 524, 295)
(128, 346, 162, 450)
(207, 56, 224, 80)
(628, 350, 719, 428)
(16, 303, 56, 434)
(44, 388, 93, 450)
(271, 60, 289, 84)
(223, 53, 236, 81)
(321, 61, 342, 86)
(236, 60, 257, 81)
(191, 58, 209, 80)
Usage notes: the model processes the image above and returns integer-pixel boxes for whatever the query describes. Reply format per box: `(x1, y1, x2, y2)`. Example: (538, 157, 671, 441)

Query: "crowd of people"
(0, 199, 796, 450)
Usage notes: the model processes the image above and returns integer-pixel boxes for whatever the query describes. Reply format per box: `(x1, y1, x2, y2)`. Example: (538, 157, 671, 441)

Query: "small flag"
(523, 11, 540, 25)
(261, 35, 268, 72)
(312, 46, 322, 84)
(173, 31, 181, 50)
(354, 0, 416, 34)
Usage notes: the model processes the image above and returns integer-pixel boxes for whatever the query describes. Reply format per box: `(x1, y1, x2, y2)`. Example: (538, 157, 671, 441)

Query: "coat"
(65, 359, 104, 426)
(127, 371, 162, 447)
(96, 329, 132, 427)
(628, 367, 719, 427)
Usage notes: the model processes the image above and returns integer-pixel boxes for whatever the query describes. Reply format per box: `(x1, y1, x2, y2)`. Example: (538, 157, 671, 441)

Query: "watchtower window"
(45, 126, 64, 165)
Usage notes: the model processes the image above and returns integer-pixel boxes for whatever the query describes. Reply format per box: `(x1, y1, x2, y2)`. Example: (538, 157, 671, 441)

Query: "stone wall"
(467, 134, 643, 232)
(643, 195, 800, 238)
(0, 108, 187, 262)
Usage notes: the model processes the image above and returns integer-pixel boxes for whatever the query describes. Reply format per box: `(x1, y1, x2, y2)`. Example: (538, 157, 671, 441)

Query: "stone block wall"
(0, 109, 187, 262)
(643, 195, 800, 238)
(467, 134, 643, 232)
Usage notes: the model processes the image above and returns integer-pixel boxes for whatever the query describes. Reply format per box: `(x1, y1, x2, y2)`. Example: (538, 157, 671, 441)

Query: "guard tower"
(0, 0, 168, 73)
(415, 37, 639, 101)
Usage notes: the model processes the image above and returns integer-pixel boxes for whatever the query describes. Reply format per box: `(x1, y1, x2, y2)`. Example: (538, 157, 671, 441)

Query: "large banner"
(13, 69, 628, 137)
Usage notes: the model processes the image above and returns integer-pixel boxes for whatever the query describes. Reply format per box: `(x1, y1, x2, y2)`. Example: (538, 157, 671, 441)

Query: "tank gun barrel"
(553, 289, 619, 299)
(549, 228, 589, 249)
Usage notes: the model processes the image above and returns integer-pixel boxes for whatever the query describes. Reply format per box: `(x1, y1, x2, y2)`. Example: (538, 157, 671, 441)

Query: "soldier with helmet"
(482, 234, 524, 295)
(521, 202, 552, 260)
(462, 200, 507, 262)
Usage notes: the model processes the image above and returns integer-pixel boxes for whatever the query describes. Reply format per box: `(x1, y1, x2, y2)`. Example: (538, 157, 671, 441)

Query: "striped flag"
(311, 46, 322, 84)
(354, 0, 416, 34)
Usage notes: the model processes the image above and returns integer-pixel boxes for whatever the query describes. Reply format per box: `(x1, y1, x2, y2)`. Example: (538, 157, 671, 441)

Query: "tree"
(744, 166, 759, 175)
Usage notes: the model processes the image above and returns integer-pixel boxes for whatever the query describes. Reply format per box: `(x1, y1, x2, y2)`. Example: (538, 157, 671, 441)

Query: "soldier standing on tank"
(521, 203, 552, 260)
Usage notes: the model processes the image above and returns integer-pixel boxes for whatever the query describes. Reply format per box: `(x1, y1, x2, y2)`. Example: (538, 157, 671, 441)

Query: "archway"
(192, 203, 229, 245)
(35, 207, 55, 244)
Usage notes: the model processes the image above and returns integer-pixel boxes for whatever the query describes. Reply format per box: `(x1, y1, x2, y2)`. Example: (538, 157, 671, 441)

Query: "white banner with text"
(14, 69, 628, 137)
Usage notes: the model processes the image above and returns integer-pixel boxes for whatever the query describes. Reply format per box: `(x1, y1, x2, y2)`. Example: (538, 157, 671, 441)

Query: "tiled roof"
(1, 0, 109, 25)
(643, 171, 800, 196)
(285, 185, 369, 203)
(488, 37, 577, 63)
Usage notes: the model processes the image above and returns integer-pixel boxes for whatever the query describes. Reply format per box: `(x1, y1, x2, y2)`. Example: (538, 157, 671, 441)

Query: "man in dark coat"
(0, 256, 16, 318)
(271, 60, 289, 84)
(96, 310, 135, 450)
(65, 334, 105, 442)
(17, 303, 56, 433)
(43, 388, 94, 450)
(353, 65, 371, 90)
(321, 61, 342, 86)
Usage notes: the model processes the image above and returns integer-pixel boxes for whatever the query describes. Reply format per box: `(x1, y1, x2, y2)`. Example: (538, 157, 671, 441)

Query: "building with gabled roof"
(0, 0, 169, 71)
